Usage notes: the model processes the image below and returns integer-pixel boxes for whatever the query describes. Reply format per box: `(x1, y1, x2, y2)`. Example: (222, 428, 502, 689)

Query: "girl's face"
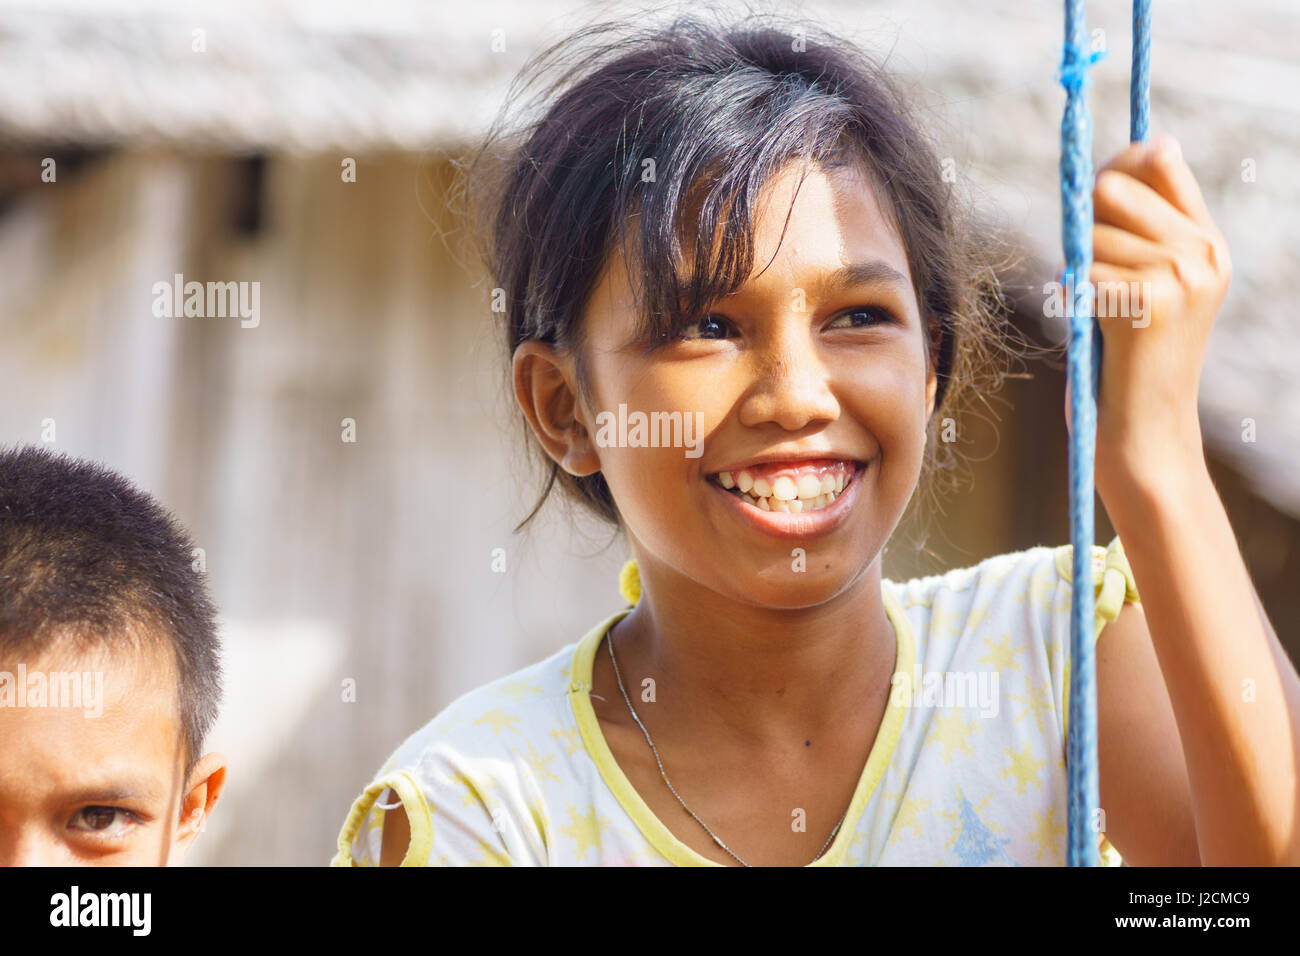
(557, 161, 936, 609)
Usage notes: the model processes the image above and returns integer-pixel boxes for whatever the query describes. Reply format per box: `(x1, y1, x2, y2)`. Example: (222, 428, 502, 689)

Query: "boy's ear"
(171, 752, 226, 863)
(512, 341, 602, 477)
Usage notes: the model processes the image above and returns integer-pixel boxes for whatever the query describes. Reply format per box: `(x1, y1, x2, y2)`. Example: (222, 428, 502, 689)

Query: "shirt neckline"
(566, 584, 916, 867)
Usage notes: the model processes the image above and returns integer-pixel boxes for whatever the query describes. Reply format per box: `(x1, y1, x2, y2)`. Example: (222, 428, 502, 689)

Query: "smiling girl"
(333, 12, 1300, 867)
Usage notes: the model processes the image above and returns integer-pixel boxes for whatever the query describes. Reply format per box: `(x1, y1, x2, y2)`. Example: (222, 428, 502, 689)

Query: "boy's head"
(0, 446, 225, 865)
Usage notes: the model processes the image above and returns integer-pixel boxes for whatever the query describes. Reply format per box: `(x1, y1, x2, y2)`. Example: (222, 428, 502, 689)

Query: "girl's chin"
(706, 561, 870, 611)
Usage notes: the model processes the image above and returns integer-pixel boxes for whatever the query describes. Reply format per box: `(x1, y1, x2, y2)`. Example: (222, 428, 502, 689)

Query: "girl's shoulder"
(877, 538, 1135, 868)
(883, 534, 1138, 627)
(332, 613, 624, 866)
(881, 535, 1140, 700)
(368, 624, 599, 787)
(402, 639, 583, 750)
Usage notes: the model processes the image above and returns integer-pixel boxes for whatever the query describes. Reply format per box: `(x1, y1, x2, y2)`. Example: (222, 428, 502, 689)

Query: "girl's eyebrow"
(821, 260, 909, 292)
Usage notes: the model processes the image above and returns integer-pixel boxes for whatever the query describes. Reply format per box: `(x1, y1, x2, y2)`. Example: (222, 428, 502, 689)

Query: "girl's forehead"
(749, 165, 905, 267)
(586, 161, 914, 333)
(661, 163, 910, 295)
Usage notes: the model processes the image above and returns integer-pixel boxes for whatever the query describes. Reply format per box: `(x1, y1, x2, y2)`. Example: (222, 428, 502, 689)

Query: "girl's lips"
(707, 461, 866, 538)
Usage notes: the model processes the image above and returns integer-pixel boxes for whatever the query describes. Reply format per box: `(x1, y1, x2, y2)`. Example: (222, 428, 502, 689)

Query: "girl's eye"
(680, 314, 734, 340)
(827, 307, 896, 329)
(69, 806, 141, 839)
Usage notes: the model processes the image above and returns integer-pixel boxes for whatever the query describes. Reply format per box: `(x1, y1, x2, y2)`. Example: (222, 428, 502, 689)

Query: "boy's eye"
(680, 314, 734, 340)
(827, 307, 896, 329)
(69, 806, 141, 839)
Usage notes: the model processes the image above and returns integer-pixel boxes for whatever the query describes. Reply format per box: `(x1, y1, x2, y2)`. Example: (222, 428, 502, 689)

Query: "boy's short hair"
(0, 445, 221, 771)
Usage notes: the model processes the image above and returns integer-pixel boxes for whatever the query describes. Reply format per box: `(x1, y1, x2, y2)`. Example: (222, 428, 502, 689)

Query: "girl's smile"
(706, 456, 868, 538)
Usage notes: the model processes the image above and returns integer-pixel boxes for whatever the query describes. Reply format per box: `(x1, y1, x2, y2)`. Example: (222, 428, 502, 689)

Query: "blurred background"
(0, 0, 1295, 865)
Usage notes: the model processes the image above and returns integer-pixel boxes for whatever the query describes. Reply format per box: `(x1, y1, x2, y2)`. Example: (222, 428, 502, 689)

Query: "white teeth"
(727, 486, 843, 514)
(772, 476, 798, 501)
(720, 463, 856, 514)
(796, 474, 822, 500)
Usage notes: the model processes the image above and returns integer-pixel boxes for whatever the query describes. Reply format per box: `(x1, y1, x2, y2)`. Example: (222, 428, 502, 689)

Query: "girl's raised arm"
(1083, 136, 1300, 865)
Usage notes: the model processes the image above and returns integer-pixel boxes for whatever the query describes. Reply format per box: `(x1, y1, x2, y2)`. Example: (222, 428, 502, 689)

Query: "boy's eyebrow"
(60, 781, 164, 805)
(821, 259, 909, 291)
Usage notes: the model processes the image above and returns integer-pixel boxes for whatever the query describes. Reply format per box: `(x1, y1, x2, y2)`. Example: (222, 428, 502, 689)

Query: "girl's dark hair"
(458, 8, 1022, 532)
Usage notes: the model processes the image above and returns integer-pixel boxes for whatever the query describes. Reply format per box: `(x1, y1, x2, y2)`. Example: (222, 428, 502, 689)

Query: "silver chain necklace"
(606, 625, 847, 867)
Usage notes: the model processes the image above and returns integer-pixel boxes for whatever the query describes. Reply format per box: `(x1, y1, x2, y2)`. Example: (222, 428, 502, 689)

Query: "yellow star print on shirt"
(1009, 680, 1055, 739)
(548, 724, 583, 757)
(890, 794, 931, 840)
(929, 710, 980, 765)
(512, 739, 561, 787)
(1000, 741, 1047, 796)
(474, 708, 523, 736)
(495, 679, 547, 702)
(1028, 805, 1066, 862)
(978, 631, 1025, 675)
(559, 802, 611, 861)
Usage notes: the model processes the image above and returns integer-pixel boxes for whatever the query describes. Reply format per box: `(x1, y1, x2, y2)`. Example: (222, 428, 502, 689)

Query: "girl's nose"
(738, 329, 840, 431)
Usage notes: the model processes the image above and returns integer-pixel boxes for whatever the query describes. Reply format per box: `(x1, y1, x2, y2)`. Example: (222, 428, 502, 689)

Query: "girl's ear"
(512, 341, 602, 477)
(924, 321, 942, 423)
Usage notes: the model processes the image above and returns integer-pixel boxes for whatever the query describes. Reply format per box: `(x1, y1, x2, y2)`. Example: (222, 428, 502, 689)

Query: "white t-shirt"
(333, 537, 1138, 866)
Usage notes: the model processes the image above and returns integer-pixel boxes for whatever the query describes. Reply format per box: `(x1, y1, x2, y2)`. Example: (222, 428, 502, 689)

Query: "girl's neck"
(607, 556, 898, 751)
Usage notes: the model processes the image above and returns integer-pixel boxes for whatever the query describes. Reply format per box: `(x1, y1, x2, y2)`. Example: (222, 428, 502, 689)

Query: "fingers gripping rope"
(1059, 0, 1150, 867)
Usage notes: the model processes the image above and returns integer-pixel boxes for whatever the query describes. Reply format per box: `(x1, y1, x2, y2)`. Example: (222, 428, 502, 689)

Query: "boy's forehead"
(0, 635, 185, 792)
(12, 625, 179, 685)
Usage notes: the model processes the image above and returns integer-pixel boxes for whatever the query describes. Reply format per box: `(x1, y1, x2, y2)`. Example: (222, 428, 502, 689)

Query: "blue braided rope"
(1131, 0, 1152, 143)
(1059, 0, 1102, 868)
(1058, 0, 1151, 867)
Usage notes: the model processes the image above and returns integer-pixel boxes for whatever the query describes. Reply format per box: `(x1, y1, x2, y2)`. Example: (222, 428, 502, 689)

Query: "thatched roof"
(1, 0, 1297, 515)
(0, 0, 536, 153)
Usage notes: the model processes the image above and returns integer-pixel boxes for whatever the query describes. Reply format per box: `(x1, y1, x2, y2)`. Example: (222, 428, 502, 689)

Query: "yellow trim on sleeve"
(567, 583, 916, 867)
(331, 770, 433, 867)
(1054, 534, 1140, 614)
(1057, 534, 1142, 744)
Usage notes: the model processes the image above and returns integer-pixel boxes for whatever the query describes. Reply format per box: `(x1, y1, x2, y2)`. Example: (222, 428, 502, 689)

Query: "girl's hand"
(1060, 134, 1231, 501)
